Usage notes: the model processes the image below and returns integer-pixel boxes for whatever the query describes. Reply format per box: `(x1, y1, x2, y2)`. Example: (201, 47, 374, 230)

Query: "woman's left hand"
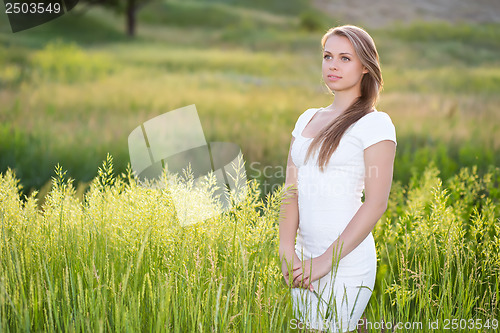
(291, 254, 333, 291)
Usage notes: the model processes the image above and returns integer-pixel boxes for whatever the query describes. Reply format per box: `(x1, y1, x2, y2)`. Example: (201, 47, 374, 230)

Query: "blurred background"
(1, 0, 499, 203)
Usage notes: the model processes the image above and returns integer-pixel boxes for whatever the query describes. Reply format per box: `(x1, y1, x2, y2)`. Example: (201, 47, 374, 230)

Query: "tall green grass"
(370, 164, 500, 331)
(1, 157, 499, 331)
(0, 156, 290, 331)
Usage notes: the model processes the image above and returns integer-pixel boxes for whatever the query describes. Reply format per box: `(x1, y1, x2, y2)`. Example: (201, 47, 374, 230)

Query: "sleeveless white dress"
(290, 108, 397, 332)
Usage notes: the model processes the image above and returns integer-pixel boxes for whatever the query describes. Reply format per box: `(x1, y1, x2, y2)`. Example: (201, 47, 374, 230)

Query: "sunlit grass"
(1, 4, 499, 332)
(1, 158, 499, 331)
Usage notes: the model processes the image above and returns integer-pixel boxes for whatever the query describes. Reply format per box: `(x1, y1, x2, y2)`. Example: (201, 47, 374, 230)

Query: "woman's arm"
(279, 137, 307, 288)
(292, 139, 396, 288)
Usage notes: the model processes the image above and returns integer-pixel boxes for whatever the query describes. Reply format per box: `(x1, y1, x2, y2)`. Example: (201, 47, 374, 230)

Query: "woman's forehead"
(323, 35, 354, 53)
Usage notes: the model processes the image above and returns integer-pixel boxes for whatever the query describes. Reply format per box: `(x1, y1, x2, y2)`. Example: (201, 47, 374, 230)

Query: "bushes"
(29, 40, 118, 83)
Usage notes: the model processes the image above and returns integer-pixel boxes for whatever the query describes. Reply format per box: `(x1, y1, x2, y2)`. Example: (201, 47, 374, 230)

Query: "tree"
(124, 0, 153, 36)
(80, 0, 154, 37)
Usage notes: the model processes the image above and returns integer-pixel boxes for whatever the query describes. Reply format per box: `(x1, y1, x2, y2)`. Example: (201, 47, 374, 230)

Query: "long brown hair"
(305, 25, 383, 171)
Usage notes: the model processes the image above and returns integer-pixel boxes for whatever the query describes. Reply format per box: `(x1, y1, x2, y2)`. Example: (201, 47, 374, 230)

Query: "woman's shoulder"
(354, 110, 395, 129)
(351, 110, 397, 148)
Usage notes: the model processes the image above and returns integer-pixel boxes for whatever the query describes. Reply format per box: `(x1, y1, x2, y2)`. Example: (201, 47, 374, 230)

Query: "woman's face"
(322, 34, 368, 95)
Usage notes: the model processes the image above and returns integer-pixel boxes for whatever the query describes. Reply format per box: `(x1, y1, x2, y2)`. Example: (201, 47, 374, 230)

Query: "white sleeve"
(291, 109, 313, 138)
(291, 117, 300, 138)
(357, 112, 397, 149)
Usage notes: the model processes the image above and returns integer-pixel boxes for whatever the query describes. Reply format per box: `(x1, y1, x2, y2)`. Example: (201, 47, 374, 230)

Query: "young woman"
(279, 25, 396, 332)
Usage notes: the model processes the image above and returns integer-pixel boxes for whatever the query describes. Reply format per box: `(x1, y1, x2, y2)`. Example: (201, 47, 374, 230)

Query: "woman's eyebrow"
(323, 50, 353, 56)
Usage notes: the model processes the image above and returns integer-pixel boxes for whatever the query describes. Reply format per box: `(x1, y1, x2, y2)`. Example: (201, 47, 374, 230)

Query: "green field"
(1, 0, 500, 331)
(1, 3, 499, 199)
(1, 157, 499, 331)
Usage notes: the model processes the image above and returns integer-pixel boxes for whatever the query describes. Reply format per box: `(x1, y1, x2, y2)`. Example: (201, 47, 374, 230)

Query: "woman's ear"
(362, 67, 369, 74)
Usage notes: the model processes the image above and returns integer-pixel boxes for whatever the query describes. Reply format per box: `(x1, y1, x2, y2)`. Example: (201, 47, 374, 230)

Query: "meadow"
(1, 0, 500, 331)
(1, 4, 499, 199)
(1, 157, 499, 331)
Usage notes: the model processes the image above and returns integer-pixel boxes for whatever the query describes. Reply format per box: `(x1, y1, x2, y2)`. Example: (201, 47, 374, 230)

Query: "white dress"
(290, 108, 397, 332)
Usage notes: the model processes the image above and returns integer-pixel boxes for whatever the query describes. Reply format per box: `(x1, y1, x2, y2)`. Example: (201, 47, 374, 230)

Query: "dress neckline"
(299, 108, 378, 139)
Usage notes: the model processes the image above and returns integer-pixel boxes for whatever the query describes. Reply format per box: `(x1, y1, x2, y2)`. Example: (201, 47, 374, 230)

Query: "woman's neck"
(326, 91, 361, 114)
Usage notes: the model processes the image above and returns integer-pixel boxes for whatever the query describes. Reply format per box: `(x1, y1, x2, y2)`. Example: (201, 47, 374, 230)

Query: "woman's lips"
(327, 75, 341, 81)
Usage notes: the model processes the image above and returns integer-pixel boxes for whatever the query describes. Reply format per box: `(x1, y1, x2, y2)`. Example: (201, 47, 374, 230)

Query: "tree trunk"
(126, 0, 136, 37)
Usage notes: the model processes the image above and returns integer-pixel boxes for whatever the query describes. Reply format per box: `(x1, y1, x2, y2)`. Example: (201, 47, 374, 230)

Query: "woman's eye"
(342, 56, 350, 61)
(323, 55, 331, 60)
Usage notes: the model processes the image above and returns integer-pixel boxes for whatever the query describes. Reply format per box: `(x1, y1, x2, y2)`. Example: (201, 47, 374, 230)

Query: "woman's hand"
(291, 253, 333, 291)
(281, 253, 303, 288)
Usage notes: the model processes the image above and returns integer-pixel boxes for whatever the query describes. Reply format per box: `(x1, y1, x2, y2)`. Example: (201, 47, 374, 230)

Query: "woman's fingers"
(295, 266, 313, 290)
(292, 270, 311, 289)
(288, 268, 314, 290)
(299, 275, 314, 291)
(293, 277, 303, 288)
(282, 260, 305, 288)
(292, 273, 302, 287)
(297, 275, 311, 289)
(292, 268, 303, 283)
(282, 258, 314, 290)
